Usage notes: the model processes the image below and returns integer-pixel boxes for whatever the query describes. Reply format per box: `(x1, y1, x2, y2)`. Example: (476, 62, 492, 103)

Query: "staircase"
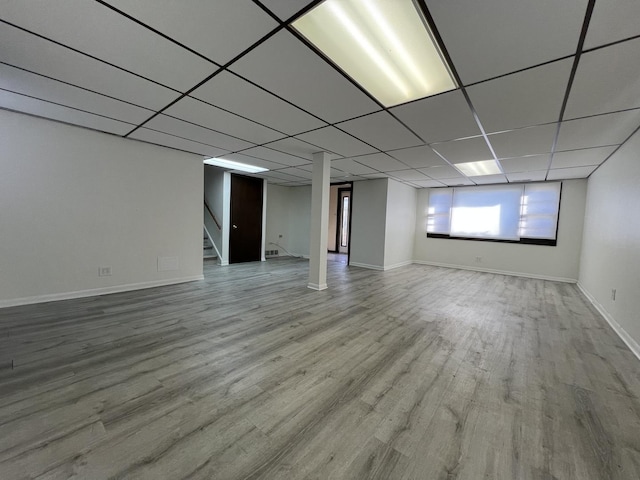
(203, 229, 217, 260)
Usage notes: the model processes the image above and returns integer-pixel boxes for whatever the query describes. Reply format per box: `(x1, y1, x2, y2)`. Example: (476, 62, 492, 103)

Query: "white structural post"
(307, 151, 331, 290)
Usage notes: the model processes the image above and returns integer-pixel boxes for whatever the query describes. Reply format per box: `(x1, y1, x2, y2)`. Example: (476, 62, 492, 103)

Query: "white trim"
(383, 260, 413, 271)
(577, 282, 640, 362)
(203, 224, 222, 262)
(219, 260, 229, 266)
(349, 261, 385, 271)
(412, 260, 577, 283)
(0, 275, 204, 309)
(307, 282, 328, 291)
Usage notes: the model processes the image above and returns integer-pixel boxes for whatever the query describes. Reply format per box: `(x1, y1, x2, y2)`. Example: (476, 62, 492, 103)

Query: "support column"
(307, 151, 331, 290)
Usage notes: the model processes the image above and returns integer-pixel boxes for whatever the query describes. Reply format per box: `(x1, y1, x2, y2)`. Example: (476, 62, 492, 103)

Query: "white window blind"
(426, 182, 561, 244)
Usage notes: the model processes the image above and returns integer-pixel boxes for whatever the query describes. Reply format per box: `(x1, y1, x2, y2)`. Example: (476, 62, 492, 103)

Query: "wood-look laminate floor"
(1, 258, 639, 479)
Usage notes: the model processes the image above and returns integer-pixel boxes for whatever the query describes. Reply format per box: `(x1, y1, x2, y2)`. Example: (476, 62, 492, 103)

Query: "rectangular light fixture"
(203, 157, 268, 174)
(455, 160, 503, 176)
(292, 0, 457, 107)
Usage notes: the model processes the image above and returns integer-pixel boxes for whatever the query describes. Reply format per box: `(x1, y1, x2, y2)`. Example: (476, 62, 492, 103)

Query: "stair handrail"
(204, 199, 221, 230)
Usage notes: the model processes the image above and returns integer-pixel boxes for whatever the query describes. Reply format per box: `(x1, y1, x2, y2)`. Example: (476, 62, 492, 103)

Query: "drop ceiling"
(1, 0, 639, 188)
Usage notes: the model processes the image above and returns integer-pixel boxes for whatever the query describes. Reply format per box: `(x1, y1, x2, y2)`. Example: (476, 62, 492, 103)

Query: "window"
(426, 182, 561, 246)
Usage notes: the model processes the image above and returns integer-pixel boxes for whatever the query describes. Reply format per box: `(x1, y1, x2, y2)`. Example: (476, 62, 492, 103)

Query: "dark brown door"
(230, 174, 263, 264)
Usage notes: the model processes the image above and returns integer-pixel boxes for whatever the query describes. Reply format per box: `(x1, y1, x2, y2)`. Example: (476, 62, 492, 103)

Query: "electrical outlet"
(279, 234, 283, 238)
(98, 266, 112, 277)
(611, 289, 616, 301)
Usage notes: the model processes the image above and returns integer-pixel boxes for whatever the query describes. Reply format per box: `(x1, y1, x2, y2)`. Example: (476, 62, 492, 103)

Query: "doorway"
(229, 174, 263, 264)
(328, 182, 352, 264)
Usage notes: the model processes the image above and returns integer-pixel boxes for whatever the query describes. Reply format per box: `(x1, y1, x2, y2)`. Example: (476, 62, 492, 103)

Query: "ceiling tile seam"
(128, 136, 216, 158)
(233, 145, 311, 162)
(0, 87, 139, 126)
(0, 19, 183, 94)
(415, 0, 488, 185)
(562, 106, 640, 123)
(224, 71, 332, 127)
(556, 143, 621, 154)
(92, 0, 221, 67)
(157, 112, 268, 147)
(141, 125, 242, 152)
(124, 23, 288, 137)
(545, 0, 596, 181)
(225, 151, 309, 169)
(187, 96, 290, 137)
(588, 123, 640, 178)
(0, 61, 157, 114)
(581, 32, 640, 55)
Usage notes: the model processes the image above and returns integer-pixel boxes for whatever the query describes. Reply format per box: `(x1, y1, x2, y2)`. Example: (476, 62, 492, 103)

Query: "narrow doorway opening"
(328, 182, 352, 265)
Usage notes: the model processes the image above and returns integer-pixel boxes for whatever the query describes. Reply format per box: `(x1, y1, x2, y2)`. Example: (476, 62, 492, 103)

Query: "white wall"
(384, 179, 417, 269)
(265, 184, 311, 257)
(350, 179, 388, 269)
(579, 130, 640, 356)
(0, 110, 203, 307)
(413, 179, 587, 282)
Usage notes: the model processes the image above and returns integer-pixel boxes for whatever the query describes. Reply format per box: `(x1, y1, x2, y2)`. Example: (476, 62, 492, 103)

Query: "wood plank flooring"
(1, 258, 639, 479)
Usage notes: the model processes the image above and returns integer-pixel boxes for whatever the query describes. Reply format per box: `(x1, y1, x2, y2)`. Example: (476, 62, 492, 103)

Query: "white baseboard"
(0, 275, 205, 309)
(349, 262, 385, 271)
(307, 282, 327, 291)
(412, 260, 577, 283)
(577, 282, 640, 361)
(383, 260, 414, 271)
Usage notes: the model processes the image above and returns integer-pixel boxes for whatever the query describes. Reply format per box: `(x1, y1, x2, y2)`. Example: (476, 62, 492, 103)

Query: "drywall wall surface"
(287, 185, 312, 257)
(384, 179, 417, 269)
(204, 165, 226, 261)
(579, 130, 640, 352)
(350, 178, 388, 269)
(0, 110, 203, 306)
(413, 179, 587, 281)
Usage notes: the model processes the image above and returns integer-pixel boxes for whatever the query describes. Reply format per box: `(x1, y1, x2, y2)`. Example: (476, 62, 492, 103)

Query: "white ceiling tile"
(0, 24, 178, 110)
(440, 178, 475, 186)
(387, 170, 430, 181)
(410, 180, 446, 188)
(262, 137, 333, 160)
(0, 63, 152, 124)
(498, 155, 551, 173)
(469, 174, 508, 185)
(164, 97, 284, 145)
(103, 0, 277, 65)
(262, 170, 309, 182)
(295, 164, 345, 177)
(271, 167, 314, 180)
(359, 173, 390, 179)
(565, 38, 640, 119)
(337, 111, 422, 151)
(390, 90, 481, 143)
(352, 153, 408, 172)
(431, 137, 493, 164)
(229, 30, 380, 123)
(419, 165, 464, 179)
(129, 128, 229, 157)
(259, 0, 310, 21)
(330, 158, 379, 175)
(546, 166, 597, 180)
(488, 124, 557, 159)
(190, 72, 325, 135)
(505, 171, 547, 182)
(296, 126, 376, 157)
(556, 110, 640, 151)
(467, 59, 572, 133)
(388, 145, 449, 169)
(144, 114, 254, 152)
(426, 0, 587, 84)
(217, 154, 288, 171)
(551, 146, 617, 169)
(1, 0, 217, 92)
(0, 90, 133, 135)
(240, 146, 309, 166)
(584, 0, 640, 49)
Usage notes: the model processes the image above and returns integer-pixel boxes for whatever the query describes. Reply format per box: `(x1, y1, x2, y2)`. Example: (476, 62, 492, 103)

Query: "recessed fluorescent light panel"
(203, 158, 268, 174)
(455, 160, 502, 176)
(292, 0, 457, 107)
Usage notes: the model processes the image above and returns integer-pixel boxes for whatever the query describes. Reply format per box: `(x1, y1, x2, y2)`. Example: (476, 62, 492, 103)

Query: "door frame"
(330, 181, 353, 264)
